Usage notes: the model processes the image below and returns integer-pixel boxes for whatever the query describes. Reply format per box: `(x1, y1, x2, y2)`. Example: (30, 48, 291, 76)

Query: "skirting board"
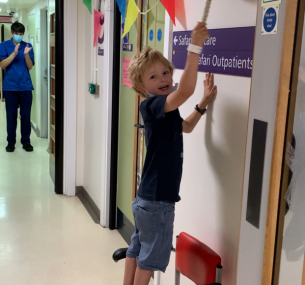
(76, 186, 100, 224)
(117, 207, 135, 245)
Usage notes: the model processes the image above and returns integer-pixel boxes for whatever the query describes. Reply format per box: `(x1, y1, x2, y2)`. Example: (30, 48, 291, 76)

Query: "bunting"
(116, 0, 126, 23)
(83, 0, 92, 14)
(122, 0, 139, 38)
(160, 0, 175, 25)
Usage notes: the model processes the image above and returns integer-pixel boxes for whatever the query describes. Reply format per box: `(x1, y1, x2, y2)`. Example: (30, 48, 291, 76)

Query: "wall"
(160, 1, 257, 284)
(76, 0, 105, 208)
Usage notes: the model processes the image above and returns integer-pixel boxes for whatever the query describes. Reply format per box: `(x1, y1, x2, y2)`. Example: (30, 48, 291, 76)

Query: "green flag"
(83, 0, 92, 14)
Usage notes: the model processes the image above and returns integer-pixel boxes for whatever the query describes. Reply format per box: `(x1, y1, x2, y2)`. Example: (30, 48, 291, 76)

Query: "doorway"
(111, 0, 167, 235)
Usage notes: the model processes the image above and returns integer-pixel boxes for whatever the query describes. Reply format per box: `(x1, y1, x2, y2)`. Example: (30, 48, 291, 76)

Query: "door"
(116, 0, 166, 230)
(271, 2, 305, 284)
(40, 9, 49, 138)
(28, 14, 37, 127)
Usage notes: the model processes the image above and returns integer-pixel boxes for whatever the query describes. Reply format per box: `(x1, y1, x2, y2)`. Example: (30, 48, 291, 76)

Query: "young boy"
(124, 22, 217, 285)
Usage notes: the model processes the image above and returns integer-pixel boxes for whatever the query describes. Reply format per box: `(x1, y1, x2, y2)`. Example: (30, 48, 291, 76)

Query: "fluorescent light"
(0, 9, 2, 12)
(0, 0, 8, 3)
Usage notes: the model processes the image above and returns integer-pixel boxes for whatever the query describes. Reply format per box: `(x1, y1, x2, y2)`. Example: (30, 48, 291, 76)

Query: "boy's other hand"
(191, 22, 210, 47)
(24, 45, 32, 55)
(202, 73, 217, 105)
(13, 44, 20, 56)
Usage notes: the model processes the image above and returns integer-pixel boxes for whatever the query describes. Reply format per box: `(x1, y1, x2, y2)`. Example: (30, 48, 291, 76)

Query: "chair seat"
(176, 232, 222, 284)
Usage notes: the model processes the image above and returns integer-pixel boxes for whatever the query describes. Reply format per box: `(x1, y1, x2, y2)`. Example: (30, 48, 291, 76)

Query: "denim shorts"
(126, 196, 175, 273)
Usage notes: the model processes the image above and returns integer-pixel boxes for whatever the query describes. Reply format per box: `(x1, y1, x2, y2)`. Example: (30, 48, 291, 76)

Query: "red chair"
(175, 232, 222, 285)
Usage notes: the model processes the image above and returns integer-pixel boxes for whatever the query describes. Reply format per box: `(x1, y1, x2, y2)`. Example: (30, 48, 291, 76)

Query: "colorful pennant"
(83, 0, 92, 14)
(116, 0, 126, 23)
(122, 0, 139, 38)
(160, 0, 175, 25)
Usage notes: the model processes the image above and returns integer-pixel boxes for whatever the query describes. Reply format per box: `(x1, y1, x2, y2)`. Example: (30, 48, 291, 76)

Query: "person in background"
(0, 21, 35, 152)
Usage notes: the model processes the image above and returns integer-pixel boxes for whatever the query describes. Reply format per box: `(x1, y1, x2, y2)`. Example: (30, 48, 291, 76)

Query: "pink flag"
(93, 9, 104, 47)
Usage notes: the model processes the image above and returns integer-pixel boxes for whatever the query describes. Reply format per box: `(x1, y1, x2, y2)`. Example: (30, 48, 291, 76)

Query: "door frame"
(59, 0, 77, 196)
(40, 6, 49, 138)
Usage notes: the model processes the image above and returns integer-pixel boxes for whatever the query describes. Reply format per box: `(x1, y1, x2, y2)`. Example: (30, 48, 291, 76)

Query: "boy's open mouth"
(159, 85, 169, 91)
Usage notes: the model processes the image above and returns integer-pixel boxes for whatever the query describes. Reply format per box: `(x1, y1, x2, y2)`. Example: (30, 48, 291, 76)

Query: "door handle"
(134, 124, 144, 129)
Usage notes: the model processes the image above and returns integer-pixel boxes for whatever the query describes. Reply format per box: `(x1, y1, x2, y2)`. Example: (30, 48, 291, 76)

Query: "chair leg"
(175, 270, 180, 285)
(112, 247, 128, 262)
(216, 265, 223, 284)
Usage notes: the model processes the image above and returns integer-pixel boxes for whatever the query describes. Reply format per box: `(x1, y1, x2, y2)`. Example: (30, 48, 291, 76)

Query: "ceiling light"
(0, 0, 8, 3)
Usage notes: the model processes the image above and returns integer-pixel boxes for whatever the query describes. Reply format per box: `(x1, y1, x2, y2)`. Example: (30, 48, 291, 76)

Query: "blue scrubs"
(0, 39, 35, 146)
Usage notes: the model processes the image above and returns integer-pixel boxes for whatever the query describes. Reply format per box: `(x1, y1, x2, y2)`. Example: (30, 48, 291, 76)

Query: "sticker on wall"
(262, 5, 279, 35)
(157, 29, 162, 41)
(149, 29, 154, 41)
(123, 57, 132, 87)
(261, 0, 281, 7)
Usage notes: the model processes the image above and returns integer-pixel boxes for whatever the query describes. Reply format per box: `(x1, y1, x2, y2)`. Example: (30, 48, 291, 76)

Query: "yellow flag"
(122, 0, 138, 38)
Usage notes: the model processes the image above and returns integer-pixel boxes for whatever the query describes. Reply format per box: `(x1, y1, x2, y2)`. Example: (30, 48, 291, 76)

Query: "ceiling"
(0, 0, 40, 14)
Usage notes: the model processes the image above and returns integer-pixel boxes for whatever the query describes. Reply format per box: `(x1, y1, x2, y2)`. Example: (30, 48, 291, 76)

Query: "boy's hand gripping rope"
(202, 0, 212, 23)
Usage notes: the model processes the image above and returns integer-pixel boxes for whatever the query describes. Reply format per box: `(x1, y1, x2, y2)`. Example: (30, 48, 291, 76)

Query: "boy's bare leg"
(123, 257, 137, 285)
(133, 267, 153, 285)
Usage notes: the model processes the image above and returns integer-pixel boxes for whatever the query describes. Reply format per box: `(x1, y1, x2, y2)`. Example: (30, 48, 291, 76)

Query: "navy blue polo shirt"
(0, 39, 35, 91)
(138, 95, 184, 203)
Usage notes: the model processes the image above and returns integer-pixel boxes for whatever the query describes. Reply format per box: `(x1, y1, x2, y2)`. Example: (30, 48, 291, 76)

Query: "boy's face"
(142, 61, 173, 96)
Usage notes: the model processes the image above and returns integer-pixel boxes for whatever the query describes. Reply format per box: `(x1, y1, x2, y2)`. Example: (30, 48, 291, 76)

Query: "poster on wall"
(0, 16, 12, 23)
(172, 27, 256, 77)
(97, 0, 105, 56)
(122, 23, 133, 52)
(123, 57, 132, 87)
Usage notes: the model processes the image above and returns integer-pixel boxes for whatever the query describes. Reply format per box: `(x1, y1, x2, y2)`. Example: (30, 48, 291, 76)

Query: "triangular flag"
(116, 0, 126, 23)
(122, 0, 139, 38)
(160, 0, 175, 25)
(83, 0, 92, 14)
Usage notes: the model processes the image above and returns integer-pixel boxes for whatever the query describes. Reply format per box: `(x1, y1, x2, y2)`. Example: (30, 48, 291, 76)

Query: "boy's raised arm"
(164, 22, 209, 114)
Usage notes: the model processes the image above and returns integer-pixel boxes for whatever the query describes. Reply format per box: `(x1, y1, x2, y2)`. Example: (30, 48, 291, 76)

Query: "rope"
(202, 0, 212, 23)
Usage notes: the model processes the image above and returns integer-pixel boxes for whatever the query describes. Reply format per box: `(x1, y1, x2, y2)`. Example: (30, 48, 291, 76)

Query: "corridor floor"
(0, 102, 150, 284)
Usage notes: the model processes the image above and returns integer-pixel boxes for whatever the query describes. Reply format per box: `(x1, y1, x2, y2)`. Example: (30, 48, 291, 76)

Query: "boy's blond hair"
(128, 46, 174, 98)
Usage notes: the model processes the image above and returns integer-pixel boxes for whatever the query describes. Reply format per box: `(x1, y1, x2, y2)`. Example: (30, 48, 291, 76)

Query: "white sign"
(262, 5, 279, 35)
(261, 0, 281, 7)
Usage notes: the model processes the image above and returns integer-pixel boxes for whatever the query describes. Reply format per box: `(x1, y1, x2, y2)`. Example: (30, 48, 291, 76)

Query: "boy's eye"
(163, 71, 169, 75)
(150, 75, 156, 79)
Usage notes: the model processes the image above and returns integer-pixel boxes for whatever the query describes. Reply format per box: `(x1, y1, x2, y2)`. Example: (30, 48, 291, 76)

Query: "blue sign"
(172, 27, 256, 77)
(149, 29, 154, 41)
(157, 29, 162, 41)
(263, 7, 277, 32)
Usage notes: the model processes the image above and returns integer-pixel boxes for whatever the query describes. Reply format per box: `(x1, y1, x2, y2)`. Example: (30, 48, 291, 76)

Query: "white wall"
(76, 0, 105, 208)
(160, 1, 257, 284)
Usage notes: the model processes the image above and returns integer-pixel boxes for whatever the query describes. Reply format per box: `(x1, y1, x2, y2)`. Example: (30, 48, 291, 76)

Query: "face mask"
(13, 35, 23, 43)
(146, 83, 179, 98)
